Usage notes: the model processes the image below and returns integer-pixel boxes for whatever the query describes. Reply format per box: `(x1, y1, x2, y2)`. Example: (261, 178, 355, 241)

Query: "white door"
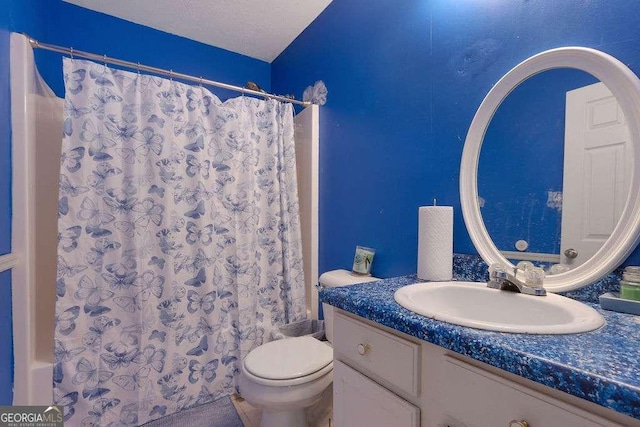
(333, 360, 420, 427)
(293, 105, 319, 319)
(561, 82, 631, 267)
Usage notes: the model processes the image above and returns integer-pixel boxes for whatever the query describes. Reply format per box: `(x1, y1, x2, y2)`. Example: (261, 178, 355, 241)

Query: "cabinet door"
(439, 356, 618, 427)
(333, 360, 420, 427)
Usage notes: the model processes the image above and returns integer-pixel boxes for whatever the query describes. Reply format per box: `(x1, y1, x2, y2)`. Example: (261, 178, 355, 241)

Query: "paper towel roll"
(417, 206, 453, 281)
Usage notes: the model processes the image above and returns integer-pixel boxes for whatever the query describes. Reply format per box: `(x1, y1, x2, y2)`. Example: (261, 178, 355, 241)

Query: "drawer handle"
(509, 421, 530, 427)
(356, 343, 370, 355)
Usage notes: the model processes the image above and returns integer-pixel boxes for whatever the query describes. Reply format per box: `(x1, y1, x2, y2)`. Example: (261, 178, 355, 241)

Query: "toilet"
(239, 269, 380, 427)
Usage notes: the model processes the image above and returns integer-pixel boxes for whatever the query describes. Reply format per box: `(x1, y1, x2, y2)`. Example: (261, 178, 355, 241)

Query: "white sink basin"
(393, 281, 605, 334)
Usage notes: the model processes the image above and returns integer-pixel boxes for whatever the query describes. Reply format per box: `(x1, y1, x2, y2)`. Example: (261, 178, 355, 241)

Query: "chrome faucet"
(487, 264, 547, 296)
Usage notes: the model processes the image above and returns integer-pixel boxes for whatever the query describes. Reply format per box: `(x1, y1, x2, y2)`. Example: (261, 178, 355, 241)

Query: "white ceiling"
(63, 0, 332, 62)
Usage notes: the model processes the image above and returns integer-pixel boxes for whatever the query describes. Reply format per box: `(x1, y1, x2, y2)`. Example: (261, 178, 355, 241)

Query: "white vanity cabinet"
(332, 310, 640, 427)
(332, 311, 420, 427)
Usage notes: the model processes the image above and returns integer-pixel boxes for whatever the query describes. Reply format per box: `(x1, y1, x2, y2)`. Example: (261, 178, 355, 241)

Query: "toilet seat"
(243, 336, 333, 386)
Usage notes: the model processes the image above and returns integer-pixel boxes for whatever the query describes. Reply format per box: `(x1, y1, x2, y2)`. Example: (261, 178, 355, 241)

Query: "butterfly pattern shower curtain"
(54, 58, 306, 426)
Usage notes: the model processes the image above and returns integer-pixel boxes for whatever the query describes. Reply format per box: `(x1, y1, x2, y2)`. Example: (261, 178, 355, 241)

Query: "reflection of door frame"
(499, 250, 561, 263)
(561, 82, 631, 268)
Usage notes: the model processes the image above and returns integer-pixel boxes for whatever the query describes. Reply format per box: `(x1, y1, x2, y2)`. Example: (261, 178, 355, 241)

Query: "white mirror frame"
(460, 47, 640, 292)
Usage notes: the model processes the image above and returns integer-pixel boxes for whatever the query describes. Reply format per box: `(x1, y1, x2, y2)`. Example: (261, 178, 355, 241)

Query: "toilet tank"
(319, 269, 380, 343)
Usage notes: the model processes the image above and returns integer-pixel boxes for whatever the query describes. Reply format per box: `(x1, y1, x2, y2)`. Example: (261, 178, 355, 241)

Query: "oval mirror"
(461, 47, 640, 292)
(478, 68, 631, 268)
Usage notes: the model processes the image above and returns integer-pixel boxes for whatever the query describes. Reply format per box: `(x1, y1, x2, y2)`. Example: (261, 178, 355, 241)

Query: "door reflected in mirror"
(478, 68, 632, 270)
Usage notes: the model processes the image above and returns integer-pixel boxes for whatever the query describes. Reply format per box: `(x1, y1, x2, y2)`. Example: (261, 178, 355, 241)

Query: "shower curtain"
(54, 58, 306, 426)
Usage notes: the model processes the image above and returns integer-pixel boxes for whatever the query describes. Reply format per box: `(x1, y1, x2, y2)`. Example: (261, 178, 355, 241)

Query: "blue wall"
(0, 30, 11, 256)
(272, 0, 640, 278)
(0, 29, 14, 405)
(0, 0, 270, 404)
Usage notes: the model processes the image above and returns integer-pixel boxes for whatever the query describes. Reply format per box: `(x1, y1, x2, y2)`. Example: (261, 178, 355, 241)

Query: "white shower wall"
(10, 33, 61, 405)
(34, 94, 63, 364)
(294, 104, 320, 320)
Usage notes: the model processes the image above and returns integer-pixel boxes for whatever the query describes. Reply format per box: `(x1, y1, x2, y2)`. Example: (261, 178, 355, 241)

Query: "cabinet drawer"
(333, 312, 420, 397)
(334, 360, 420, 427)
(440, 356, 619, 427)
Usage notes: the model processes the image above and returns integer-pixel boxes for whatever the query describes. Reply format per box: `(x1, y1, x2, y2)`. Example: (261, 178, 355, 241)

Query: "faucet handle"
(516, 261, 535, 272)
(524, 266, 546, 288)
(488, 263, 507, 288)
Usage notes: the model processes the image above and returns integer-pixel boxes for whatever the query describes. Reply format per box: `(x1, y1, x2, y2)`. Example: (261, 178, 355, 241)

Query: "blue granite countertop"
(320, 269, 640, 420)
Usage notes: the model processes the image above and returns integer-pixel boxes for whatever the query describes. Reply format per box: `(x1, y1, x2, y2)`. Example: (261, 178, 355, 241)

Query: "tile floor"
(231, 386, 333, 427)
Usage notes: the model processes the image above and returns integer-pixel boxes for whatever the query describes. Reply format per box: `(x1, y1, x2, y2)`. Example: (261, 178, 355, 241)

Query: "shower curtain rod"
(27, 35, 311, 106)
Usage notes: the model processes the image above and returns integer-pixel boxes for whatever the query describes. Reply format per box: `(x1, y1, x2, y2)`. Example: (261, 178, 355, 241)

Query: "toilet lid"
(244, 336, 333, 380)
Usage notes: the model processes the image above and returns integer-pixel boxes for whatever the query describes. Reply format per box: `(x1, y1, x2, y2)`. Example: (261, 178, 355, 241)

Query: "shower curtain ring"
(103, 54, 107, 70)
(137, 62, 141, 75)
(199, 76, 203, 87)
(170, 70, 173, 81)
(70, 47, 74, 59)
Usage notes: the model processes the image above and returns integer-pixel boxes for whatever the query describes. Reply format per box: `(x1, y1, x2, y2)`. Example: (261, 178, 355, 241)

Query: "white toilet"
(239, 269, 380, 427)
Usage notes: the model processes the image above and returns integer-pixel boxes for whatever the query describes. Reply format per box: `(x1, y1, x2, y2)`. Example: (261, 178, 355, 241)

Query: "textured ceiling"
(63, 0, 332, 62)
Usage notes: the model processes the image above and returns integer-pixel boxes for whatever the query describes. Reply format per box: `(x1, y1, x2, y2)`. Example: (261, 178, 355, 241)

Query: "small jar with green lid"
(620, 266, 640, 301)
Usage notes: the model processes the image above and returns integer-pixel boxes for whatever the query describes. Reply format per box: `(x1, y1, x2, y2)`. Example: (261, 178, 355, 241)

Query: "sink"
(393, 281, 605, 334)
